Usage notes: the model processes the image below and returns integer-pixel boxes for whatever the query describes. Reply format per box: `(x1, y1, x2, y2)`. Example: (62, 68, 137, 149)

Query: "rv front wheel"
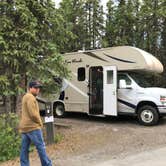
(137, 105, 159, 126)
(54, 104, 65, 118)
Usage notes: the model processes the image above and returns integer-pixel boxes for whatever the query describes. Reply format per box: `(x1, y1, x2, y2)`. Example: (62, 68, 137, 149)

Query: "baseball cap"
(29, 81, 42, 88)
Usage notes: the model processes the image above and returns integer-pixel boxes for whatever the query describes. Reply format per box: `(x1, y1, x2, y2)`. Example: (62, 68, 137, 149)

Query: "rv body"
(53, 46, 166, 125)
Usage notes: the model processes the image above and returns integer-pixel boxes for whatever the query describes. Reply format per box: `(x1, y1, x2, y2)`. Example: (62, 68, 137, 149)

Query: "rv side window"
(118, 74, 131, 88)
(107, 71, 113, 84)
(78, 67, 85, 81)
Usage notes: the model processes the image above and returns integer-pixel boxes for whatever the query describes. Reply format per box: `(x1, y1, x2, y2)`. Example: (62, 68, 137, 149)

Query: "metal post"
(45, 102, 54, 144)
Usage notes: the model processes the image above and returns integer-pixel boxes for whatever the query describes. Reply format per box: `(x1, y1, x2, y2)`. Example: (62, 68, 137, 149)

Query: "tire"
(54, 104, 65, 118)
(137, 105, 159, 126)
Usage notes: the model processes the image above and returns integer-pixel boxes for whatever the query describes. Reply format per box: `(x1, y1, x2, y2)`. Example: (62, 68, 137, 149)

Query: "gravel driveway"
(1, 113, 166, 166)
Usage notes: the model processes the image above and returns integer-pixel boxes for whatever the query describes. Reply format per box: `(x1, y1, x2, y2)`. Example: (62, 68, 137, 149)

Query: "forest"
(0, 0, 165, 112)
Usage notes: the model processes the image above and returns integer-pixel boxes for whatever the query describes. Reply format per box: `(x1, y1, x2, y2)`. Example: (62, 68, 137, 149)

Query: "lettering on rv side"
(65, 58, 83, 64)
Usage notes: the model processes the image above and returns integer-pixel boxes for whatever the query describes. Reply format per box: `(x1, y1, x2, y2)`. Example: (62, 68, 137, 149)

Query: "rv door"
(103, 66, 117, 116)
(89, 66, 103, 115)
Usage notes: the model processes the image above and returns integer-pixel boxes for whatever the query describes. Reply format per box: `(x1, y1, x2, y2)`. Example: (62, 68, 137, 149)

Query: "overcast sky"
(55, 0, 108, 10)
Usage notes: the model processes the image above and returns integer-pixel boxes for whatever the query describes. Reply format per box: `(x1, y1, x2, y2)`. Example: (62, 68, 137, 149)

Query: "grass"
(54, 133, 64, 143)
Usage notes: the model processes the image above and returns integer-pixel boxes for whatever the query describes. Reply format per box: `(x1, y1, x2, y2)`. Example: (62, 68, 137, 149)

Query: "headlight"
(160, 96, 166, 103)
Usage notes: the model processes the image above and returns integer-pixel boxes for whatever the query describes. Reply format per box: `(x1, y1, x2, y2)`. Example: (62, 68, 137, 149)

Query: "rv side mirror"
(119, 79, 127, 89)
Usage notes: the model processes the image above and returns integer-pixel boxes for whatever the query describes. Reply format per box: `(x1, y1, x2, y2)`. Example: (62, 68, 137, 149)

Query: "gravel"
(1, 113, 166, 166)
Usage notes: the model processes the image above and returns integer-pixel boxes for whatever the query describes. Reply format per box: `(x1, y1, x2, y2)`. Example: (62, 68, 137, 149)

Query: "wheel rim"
(141, 110, 154, 123)
(55, 106, 64, 116)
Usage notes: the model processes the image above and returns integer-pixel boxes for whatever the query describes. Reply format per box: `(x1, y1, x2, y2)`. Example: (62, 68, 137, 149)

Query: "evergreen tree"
(104, 0, 115, 47)
(132, 0, 144, 48)
(84, 0, 104, 49)
(160, 0, 166, 57)
(114, 0, 136, 45)
(105, 0, 136, 46)
(0, 0, 69, 112)
(58, 0, 85, 52)
(139, 0, 161, 54)
(59, 0, 104, 51)
(158, 0, 166, 86)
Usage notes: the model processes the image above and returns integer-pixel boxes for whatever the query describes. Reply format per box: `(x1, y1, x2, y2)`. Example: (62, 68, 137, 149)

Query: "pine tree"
(59, 0, 104, 51)
(158, 0, 166, 86)
(139, 0, 161, 54)
(114, 0, 136, 45)
(84, 0, 104, 49)
(132, 0, 144, 48)
(160, 0, 166, 57)
(105, 0, 136, 46)
(0, 0, 69, 112)
(58, 0, 85, 52)
(104, 0, 115, 47)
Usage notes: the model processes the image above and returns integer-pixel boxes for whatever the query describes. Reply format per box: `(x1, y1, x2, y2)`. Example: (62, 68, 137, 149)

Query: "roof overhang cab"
(100, 46, 163, 73)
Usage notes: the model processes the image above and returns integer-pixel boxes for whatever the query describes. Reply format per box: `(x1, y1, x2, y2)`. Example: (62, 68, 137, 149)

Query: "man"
(19, 81, 52, 166)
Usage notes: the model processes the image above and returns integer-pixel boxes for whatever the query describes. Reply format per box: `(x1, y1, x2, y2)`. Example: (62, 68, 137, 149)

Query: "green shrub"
(0, 113, 21, 162)
(54, 133, 63, 143)
(0, 113, 63, 162)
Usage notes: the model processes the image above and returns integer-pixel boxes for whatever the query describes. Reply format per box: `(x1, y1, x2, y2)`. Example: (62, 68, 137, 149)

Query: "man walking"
(19, 81, 52, 166)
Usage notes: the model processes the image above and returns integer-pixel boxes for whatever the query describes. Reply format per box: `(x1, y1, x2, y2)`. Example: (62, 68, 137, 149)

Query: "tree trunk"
(4, 96, 11, 113)
(16, 95, 24, 114)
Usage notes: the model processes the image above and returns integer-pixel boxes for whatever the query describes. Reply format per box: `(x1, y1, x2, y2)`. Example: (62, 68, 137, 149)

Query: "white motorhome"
(53, 46, 166, 126)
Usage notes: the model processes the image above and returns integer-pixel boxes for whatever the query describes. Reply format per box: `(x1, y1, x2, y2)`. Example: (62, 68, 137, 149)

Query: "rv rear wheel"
(137, 105, 159, 126)
(54, 104, 65, 118)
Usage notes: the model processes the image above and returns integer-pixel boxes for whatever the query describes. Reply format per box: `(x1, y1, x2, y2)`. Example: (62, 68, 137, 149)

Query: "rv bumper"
(158, 106, 166, 114)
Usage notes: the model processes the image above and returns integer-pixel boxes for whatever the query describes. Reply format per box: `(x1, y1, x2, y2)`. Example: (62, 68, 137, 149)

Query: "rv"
(53, 46, 166, 126)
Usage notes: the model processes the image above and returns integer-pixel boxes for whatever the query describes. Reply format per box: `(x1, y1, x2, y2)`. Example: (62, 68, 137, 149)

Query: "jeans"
(20, 129, 52, 166)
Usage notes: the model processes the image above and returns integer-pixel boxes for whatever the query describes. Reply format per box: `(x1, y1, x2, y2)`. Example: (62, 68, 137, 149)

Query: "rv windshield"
(129, 72, 155, 88)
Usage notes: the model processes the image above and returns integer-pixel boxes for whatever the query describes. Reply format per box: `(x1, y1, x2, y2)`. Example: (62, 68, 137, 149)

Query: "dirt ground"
(1, 113, 166, 166)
